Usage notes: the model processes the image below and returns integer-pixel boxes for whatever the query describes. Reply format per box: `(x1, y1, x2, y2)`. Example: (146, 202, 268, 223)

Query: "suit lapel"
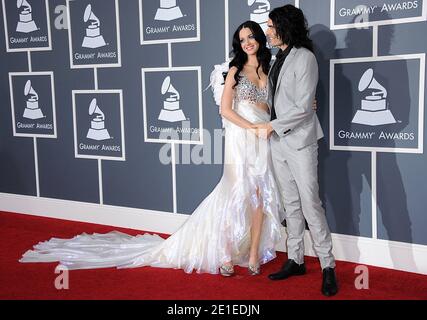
(267, 55, 275, 111)
(274, 47, 297, 96)
(268, 56, 274, 87)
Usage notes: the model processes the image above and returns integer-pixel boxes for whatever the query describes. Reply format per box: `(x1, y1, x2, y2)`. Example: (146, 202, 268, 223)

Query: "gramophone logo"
(22, 80, 44, 119)
(9, 72, 56, 137)
(352, 68, 396, 126)
(16, 0, 38, 33)
(81, 4, 106, 48)
(158, 76, 186, 122)
(154, 0, 183, 21)
(248, 0, 270, 33)
(86, 98, 111, 140)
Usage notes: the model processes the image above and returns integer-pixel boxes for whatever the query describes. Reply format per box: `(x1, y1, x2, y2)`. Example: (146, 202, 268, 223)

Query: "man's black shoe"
(268, 259, 306, 280)
(321, 267, 338, 296)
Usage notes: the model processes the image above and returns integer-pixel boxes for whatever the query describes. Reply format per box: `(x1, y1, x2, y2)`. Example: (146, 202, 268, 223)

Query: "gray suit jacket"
(269, 46, 324, 150)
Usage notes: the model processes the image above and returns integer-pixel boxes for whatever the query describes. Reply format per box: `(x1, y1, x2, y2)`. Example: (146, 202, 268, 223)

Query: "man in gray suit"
(252, 5, 338, 296)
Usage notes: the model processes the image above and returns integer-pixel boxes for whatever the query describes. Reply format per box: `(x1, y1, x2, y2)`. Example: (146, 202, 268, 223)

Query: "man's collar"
(276, 45, 293, 59)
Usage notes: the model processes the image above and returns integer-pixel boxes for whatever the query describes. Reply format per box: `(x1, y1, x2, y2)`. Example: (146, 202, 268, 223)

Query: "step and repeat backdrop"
(1, 0, 426, 249)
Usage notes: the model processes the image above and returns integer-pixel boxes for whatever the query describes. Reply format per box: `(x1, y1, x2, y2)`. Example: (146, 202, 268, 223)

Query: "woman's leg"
(249, 188, 264, 267)
(220, 227, 234, 276)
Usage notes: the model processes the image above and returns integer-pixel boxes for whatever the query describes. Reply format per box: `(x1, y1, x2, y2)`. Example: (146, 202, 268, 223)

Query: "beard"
(267, 36, 280, 48)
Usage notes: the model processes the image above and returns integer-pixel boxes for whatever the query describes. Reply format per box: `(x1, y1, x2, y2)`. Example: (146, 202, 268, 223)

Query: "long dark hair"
(269, 5, 313, 52)
(229, 21, 271, 88)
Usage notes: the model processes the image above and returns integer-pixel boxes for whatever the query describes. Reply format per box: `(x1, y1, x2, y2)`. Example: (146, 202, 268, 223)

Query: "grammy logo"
(248, 0, 270, 33)
(81, 4, 106, 49)
(16, 0, 38, 33)
(352, 68, 396, 126)
(154, 0, 183, 22)
(23, 80, 44, 120)
(86, 98, 111, 140)
(158, 76, 186, 122)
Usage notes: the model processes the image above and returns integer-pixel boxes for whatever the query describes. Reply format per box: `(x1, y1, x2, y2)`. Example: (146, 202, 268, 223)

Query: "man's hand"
(250, 123, 274, 139)
(313, 98, 318, 111)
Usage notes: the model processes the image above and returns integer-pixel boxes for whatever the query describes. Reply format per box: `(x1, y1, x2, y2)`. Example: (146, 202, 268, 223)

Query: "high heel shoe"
(248, 264, 261, 275)
(219, 265, 234, 277)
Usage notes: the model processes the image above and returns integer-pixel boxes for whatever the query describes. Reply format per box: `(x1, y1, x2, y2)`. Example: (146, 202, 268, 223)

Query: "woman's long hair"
(229, 21, 271, 88)
(268, 5, 313, 52)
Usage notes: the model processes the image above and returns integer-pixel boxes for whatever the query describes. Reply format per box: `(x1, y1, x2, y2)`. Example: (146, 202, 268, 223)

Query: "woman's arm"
(220, 67, 254, 129)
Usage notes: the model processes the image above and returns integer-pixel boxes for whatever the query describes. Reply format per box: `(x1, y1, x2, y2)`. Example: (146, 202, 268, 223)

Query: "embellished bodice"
(234, 73, 268, 105)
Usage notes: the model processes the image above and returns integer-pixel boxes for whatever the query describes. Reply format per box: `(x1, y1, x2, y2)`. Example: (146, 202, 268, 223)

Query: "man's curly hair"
(269, 5, 314, 53)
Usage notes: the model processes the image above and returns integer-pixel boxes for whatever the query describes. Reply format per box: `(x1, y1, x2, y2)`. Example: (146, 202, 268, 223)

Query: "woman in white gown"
(20, 21, 283, 276)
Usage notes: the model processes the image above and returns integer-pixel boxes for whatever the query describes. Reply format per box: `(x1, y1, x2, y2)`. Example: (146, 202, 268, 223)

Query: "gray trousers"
(270, 136, 335, 270)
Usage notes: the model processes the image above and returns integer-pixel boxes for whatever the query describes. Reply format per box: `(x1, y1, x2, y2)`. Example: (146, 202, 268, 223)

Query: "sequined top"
(234, 72, 268, 105)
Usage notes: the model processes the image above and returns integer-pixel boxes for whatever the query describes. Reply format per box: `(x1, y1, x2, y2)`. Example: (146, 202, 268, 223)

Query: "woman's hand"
(250, 123, 274, 139)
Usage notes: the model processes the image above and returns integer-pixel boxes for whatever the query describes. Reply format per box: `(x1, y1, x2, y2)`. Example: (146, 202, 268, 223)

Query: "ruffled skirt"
(20, 101, 283, 274)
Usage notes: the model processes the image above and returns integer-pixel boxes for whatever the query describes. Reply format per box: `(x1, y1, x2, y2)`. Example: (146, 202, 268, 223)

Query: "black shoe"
(268, 259, 306, 280)
(321, 267, 338, 296)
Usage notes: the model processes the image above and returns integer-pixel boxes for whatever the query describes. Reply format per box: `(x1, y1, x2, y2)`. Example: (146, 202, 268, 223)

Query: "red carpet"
(1, 211, 426, 300)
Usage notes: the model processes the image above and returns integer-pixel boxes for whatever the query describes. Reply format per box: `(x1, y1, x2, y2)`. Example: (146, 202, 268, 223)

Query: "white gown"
(20, 74, 284, 274)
